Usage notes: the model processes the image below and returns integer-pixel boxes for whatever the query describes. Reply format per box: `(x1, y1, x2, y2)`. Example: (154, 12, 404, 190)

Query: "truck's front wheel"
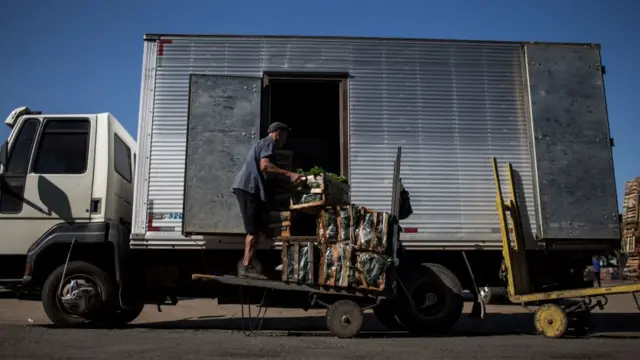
(395, 263, 464, 334)
(41, 261, 117, 328)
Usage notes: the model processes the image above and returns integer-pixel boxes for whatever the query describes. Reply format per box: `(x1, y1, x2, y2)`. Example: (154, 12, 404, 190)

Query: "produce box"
(319, 242, 355, 288)
(264, 211, 317, 238)
(317, 206, 339, 243)
(290, 173, 350, 210)
(264, 211, 291, 237)
(316, 205, 393, 254)
(265, 211, 291, 224)
(353, 252, 390, 291)
(266, 223, 290, 238)
(317, 204, 359, 244)
(354, 208, 391, 254)
(281, 239, 320, 284)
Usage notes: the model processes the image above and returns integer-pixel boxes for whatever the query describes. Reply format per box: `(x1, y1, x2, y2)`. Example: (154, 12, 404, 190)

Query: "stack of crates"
(621, 178, 640, 280)
(276, 173, 395, 292)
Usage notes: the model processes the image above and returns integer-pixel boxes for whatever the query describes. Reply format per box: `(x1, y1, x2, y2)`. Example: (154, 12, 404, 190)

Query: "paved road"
(1, 293, 639, 359)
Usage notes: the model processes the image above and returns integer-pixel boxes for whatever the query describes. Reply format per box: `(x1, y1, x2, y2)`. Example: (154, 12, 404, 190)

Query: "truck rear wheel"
(41, 261, 117, 328)
(395, 263, 464, 334)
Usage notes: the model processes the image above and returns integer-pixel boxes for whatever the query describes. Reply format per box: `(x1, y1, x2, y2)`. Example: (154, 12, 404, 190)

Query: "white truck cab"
(0, 107, 139, 326)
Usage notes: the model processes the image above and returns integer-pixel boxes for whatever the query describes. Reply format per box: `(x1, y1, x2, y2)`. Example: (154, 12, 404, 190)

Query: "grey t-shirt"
(231, 136, 276, 201)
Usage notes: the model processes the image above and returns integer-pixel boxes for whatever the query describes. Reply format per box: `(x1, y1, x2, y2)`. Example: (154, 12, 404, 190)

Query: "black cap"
(267, 122, 291, 133)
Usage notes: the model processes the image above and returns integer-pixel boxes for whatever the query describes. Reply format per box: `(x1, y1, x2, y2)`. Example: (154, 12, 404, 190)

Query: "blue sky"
(1, 0, 638, 207)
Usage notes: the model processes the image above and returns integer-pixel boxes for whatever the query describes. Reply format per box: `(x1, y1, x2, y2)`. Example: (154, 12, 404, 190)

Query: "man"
(231, 122, 303, 279)
(592, 256, 601, 287)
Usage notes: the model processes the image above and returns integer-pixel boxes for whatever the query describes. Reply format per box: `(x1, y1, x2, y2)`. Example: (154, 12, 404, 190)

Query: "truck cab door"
(0, 116, 96, 255)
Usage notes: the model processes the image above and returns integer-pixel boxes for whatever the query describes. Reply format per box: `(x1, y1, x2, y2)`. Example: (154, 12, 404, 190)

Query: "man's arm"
(260, 157, 292, 176)
(258, 140, 297, 178)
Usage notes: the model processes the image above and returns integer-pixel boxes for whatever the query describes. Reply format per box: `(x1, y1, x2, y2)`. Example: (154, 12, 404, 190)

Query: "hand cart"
(491, 158, 640, 338)
(192, 147, 407, 338)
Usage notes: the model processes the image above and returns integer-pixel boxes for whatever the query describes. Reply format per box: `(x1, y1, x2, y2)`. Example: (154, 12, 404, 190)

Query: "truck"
(0, 34, 620, 331)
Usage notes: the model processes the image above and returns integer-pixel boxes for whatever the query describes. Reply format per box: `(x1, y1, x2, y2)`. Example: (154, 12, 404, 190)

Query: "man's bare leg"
(243, 233, 260, 266)
(239, 233, 266, 279)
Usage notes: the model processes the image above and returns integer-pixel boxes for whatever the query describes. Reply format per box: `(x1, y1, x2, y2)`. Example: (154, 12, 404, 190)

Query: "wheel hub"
(60, 279, 97, 315)
(340, 314, 352, 326)
(534, 303, 568, 339)
(479, 286, 491, 304)
(423, 293, 438, 307)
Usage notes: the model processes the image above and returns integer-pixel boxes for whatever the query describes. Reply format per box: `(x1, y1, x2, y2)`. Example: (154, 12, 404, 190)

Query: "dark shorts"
(234, 189, 266, 235)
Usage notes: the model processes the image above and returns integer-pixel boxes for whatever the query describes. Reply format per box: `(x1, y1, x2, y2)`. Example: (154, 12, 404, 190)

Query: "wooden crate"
(317, 206, 340, 244)
(622, 235, 638, 253)
(290, 173, 350, 210)
(353, 252, 390, 291)
(354, 208, 391, 254)
(623, 253, 639, 280)
(319, 242, 355, 288)
(316, 205, 393, 255)
(265, 211, 291, 224)
(281, 238, 320, 284)
(266, 222, 290, 238)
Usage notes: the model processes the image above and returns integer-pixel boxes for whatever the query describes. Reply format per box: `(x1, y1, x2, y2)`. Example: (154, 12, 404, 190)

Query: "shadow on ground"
(0, 291, 17, 300)
(84, 312, 640, 339)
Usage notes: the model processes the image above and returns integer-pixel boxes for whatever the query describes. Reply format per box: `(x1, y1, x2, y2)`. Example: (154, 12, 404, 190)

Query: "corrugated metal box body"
(132, 35, 538, 250)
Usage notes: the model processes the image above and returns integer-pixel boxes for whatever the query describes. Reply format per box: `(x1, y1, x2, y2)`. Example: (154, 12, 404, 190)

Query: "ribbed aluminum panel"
(142, 36, 536, 249)
(131, 40, 158, 235)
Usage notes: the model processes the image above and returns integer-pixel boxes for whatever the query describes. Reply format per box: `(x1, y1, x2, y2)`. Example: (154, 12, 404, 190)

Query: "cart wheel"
(326, 300, 364, 339)
(534, 303, 568, 339)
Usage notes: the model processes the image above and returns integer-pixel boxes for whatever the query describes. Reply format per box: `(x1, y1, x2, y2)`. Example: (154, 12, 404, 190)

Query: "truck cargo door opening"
(264, 78, 345, 177)
(183, 75, 263, 235)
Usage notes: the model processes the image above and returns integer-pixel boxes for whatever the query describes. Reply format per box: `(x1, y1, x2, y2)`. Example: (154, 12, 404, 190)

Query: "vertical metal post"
(391, 146, 402, 266)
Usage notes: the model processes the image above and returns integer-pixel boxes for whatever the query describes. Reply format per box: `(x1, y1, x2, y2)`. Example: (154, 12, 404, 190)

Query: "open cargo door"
(183, 74, 263, 235)
(525, 44, 619, 245)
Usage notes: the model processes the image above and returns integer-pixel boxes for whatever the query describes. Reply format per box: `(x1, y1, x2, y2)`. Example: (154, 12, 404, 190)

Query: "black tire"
(395, 263, 464, 335)
(326, 299, 364, 338)
(373, 301, 404, 330)
(41, 261, 117, 328)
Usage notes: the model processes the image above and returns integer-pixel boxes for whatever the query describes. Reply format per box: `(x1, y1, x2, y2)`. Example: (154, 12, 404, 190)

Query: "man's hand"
(289, 172, 305, 185)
